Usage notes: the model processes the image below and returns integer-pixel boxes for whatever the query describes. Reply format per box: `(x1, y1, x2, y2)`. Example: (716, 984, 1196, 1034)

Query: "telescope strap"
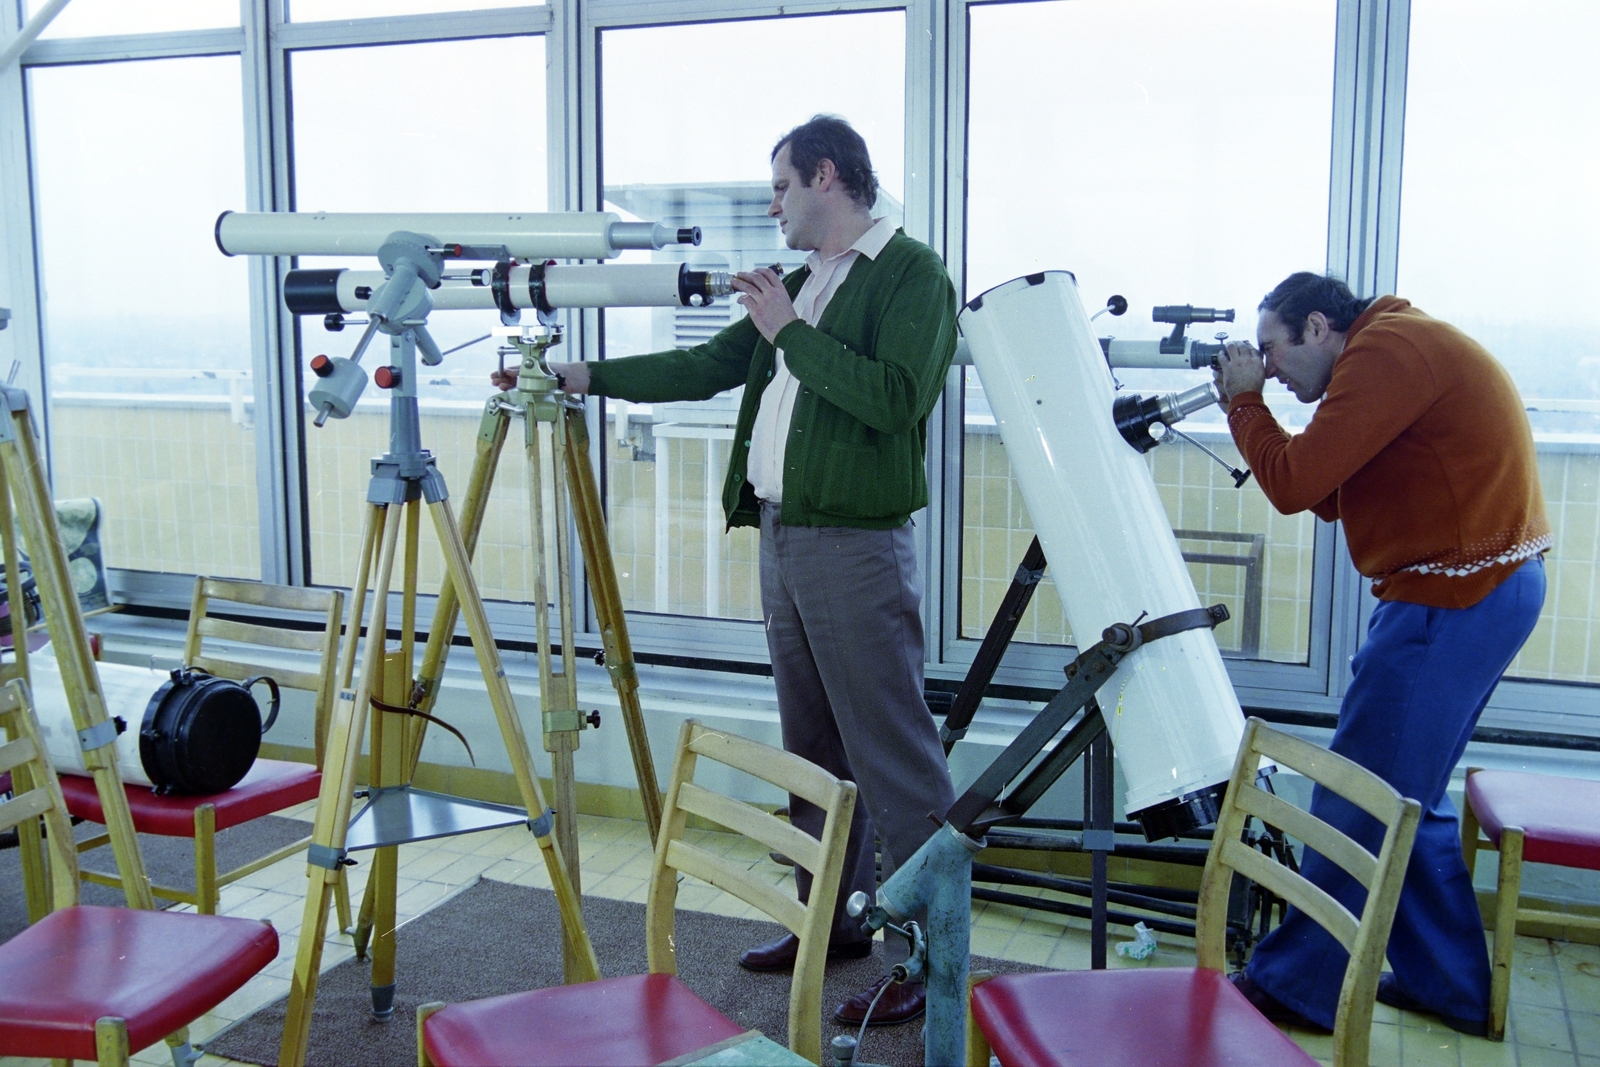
(1136, 604, 1230, 644)
(369, 694, 475, 766)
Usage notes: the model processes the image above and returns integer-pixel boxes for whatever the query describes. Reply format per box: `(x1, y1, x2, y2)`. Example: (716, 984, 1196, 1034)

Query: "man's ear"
(1304, 309, 1332, 341)
(813, 157, 838, 191)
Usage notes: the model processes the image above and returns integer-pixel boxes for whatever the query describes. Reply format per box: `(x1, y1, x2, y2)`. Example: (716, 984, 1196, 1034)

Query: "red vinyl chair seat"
(423, 972, 747, 1067)
(970, 968, 1318, 1067)
(0, 904, 278, 1061)
(1466, 770, 1600, 870)
(58, 759, 321, 835)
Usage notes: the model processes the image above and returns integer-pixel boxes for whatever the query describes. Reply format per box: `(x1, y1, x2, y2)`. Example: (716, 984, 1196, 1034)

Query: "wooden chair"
(57, 577, 345, 917)
(0, 677, 279, 1065)
(967, 718, 1422, 1067)
(419, 718, 859, 1067)
(1460, 766, 1600, 1041)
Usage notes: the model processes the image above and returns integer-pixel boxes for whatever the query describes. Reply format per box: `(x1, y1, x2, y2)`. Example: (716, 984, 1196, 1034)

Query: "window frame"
(0, 0, 1591, 744)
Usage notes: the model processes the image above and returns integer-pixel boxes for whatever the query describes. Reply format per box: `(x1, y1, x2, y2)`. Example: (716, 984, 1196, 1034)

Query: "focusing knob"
(310, 354, 335, 378)
(374, 366, 400, 390)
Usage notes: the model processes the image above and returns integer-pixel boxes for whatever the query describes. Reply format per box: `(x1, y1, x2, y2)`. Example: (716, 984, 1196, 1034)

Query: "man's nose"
(768, 197, 781, 217)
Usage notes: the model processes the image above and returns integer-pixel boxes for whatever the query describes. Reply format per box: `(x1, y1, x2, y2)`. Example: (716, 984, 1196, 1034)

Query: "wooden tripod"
(347, 322, 664, 965)
(278, 328, 599, 1067)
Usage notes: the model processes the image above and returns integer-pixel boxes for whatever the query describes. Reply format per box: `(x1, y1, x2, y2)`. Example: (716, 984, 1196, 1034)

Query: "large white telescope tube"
(284, 262, 733, 316)
(959, 271, 1247, 834)
(215, 211, 698, 261)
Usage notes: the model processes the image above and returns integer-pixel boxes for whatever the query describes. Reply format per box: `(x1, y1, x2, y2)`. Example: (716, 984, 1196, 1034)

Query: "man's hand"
(1215, 342, 1266, 405)
(488, 361, 591, 394)
(732, 266, 798, 343)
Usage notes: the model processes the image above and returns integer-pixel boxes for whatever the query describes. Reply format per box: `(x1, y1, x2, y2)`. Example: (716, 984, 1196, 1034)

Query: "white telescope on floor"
(959, 270, 1248, 830)
(215, 210, 699, 261)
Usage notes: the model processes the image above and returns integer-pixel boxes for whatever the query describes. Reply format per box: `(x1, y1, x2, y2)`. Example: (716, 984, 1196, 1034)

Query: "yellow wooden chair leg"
(967, 971, 994, 1067)
(1459, 767, 1483, 868)
(94, 1016, 130, 1066)
(195, 803, 219, 914)
(1488, 826, 1522, 1043)
(417, 1001, 445, 1067)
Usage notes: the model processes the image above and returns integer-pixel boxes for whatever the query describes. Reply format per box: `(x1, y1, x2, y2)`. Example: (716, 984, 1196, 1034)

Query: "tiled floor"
(4, 804, 1596, 1067)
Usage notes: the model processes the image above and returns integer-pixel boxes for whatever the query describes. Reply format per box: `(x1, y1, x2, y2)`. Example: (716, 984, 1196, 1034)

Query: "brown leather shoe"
(832, 975, 926, 1026)
(738, 932, 873, 972)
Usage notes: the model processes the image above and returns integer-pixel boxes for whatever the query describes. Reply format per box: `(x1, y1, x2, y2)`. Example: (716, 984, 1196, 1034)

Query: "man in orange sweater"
(1214, 272, 1549, 1037)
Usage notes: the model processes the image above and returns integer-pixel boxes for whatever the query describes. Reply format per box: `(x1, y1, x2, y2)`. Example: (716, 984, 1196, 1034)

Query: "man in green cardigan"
(506, 115, 958, 1026)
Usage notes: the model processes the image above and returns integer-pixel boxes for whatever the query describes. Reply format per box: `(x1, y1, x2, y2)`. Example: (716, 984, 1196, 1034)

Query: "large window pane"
(1399, 1, 1600, 682)
(31, 56, 257, 578)
(27, 0, 237, 37)
(290, 36, 546, 593)
(964, 0, 1333, 663)
(599, 13, 905, 622)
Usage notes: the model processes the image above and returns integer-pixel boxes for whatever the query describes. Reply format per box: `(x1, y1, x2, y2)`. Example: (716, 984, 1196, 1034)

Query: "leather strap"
(369, 695, 475, 765)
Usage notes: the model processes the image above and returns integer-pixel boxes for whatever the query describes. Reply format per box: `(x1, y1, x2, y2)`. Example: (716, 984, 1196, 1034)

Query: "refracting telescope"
(212, 210, 721, 427)
(284, 261, 735, 324)
(215, 210, 698, 261)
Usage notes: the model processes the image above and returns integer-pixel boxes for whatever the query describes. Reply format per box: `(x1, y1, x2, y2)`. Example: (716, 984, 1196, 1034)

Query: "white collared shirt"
(748, 216, 896, 503)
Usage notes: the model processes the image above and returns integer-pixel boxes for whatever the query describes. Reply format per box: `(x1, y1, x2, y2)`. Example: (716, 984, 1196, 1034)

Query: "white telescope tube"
(215, 211, 697, 261)
(953, 334, 1224, 370)
(32, 650, 169, 788)
(286, 262, 733, 315)
(959, 271, 1247, 827)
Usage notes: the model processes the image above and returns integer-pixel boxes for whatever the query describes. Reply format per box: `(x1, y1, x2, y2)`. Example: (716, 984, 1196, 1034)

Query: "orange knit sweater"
(1227, 296, 1550, 608)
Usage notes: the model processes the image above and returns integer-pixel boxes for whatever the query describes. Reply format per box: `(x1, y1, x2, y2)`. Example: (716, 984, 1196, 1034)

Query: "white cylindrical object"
(32, 651, 167, 788)
(217, 211, 631, 260)
(320, 263, 709, 312)
(959, 271, 1247, 827)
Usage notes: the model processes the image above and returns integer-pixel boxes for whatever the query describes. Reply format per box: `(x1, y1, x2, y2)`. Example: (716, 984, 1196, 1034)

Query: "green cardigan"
(586, 229, 958, 530)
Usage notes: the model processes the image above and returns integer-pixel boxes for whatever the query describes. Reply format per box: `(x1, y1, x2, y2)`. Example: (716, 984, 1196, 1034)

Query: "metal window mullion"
(0, 5, 47, 429)
(1324, 0, 1410, 697)
(239, 0, 292, 586)
(585, 0, 902, 30)
(572, 0, 605, 640)
(935, 0, 969, 664)
(272, 6, 552, 51)
(16, 27, 245, 65)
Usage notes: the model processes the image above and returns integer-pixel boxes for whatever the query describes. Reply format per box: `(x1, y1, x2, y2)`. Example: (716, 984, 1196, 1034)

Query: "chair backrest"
(646, 719, 857, 1065)
(181, 577, 344, 767)
(1195, 718, 1421, 1067)
(0, 678, 80, 914)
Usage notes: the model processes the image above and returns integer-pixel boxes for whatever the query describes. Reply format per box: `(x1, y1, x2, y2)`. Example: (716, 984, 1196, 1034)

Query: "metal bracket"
(77, 716, 123, 752)
(528, 807, 556, 837)
(1082, 829, 1116, 852)
(1014, 562, 1046, 587)
(542, 708, 589, 733)
(307, 843, 350, 870)
(939, 723, 968, 746)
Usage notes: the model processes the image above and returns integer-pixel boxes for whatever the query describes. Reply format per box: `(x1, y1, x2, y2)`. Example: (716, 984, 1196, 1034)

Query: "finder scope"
(1153, 305, 1234, 325)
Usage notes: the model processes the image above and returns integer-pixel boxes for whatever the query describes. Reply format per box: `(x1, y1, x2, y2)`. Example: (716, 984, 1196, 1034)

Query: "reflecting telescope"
(960, 270, 1251, 836)
(214, 210, 700, 261)
(285, 262, 735, 318)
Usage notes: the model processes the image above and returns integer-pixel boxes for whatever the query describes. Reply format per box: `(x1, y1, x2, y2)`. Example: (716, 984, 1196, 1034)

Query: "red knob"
(374, 365, 400, 389)
(310, 354, 334, 378)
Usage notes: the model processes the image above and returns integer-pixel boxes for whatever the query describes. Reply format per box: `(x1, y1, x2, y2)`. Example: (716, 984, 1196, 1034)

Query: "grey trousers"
(758, 502, 956, 968)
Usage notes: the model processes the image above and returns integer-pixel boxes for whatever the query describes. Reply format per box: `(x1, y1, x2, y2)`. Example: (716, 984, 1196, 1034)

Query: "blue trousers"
(1245, 559, 1545, 1030)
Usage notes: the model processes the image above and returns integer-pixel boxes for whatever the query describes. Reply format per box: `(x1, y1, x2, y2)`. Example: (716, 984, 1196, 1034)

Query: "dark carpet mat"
(206, 877, 1045, 1067)
(0, 812, 312, 941)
